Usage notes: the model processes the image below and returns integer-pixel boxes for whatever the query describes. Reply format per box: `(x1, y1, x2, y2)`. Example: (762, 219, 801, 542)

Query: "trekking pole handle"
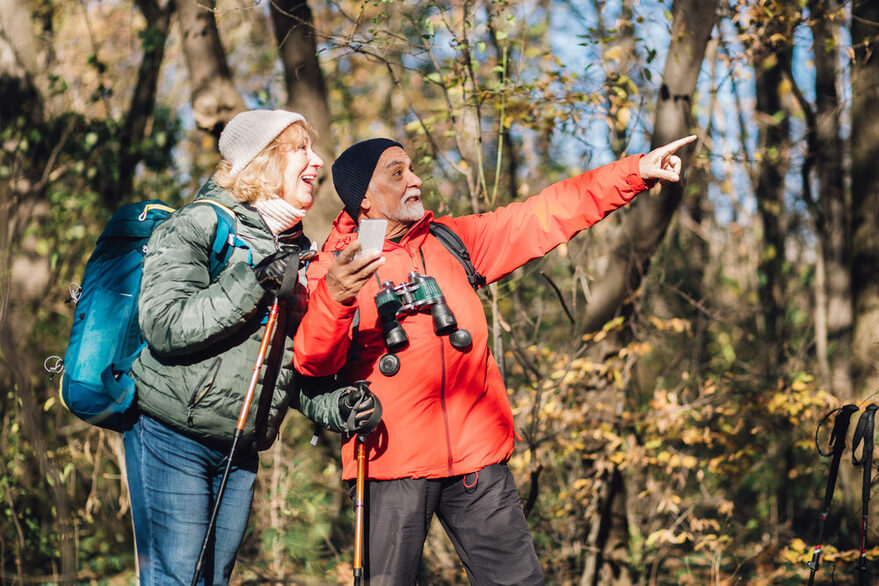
(235, 296, 280, 431)
(819, 404, 860, 511)
(852, 404, 877, 582)
(852, 404, 877, 469)
(816, 404, 860, 457)
(807, 404, 859, 584)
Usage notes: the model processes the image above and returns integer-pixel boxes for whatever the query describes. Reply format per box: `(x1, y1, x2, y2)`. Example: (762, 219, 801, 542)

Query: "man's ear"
(360, 193, 373, 213)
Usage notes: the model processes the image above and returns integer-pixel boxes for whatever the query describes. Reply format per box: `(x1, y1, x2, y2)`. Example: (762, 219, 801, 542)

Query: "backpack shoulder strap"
(190, 199, 253, 279)
(428, 222, 486, 291)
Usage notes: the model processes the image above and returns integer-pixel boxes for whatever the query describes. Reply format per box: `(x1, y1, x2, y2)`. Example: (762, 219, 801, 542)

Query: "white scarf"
(253, 195, 307, 235)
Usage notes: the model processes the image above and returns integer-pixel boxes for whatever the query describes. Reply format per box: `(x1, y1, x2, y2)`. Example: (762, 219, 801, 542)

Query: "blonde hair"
(214, 121, 315, 204)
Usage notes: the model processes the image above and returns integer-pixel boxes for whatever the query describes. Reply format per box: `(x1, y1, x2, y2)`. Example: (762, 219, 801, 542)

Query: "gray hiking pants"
(356, 463, 544, 585)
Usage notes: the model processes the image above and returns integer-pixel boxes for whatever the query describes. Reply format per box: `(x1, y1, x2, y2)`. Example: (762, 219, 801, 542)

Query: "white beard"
(377, 195, 424, 224)
(398, 199, 425, 223)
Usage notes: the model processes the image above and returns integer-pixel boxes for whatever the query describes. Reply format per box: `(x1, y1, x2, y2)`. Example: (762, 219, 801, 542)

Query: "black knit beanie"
(332, 138, 403, 220)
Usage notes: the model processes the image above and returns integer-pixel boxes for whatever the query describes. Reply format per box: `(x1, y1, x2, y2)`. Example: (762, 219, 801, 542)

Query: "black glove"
(339, 382, 382, 436)
(253, 245, 300, 298)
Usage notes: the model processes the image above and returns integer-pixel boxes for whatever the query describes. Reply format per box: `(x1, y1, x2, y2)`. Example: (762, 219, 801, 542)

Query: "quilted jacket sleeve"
(138, 205, 264, 357)
(293, 376, 349, 433)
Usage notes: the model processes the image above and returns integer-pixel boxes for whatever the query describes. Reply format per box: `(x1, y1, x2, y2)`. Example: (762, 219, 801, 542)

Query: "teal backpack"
(59, 199, 248, 431)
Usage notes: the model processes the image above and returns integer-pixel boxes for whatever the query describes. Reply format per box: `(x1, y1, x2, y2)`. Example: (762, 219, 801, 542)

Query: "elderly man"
(294, 135, 695, 585)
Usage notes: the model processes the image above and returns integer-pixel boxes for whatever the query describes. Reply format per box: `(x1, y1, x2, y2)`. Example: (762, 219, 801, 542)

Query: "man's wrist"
(316, 278, 360, 315)
(327, 284, 356, 305)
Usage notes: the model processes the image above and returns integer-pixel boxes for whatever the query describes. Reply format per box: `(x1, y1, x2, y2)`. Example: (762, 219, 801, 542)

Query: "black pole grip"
(819, 404, 859, 511)
(852, 404, 878, 583)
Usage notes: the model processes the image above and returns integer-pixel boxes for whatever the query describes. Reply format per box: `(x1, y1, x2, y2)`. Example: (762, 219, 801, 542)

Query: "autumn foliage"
(1, 0, 878, 584)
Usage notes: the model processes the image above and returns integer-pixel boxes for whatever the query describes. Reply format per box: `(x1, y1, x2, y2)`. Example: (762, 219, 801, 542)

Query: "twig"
(540, 271, 576, 325)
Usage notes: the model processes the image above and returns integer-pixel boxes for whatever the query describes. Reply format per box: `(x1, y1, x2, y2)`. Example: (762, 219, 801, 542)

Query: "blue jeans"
(124, 413, 258, 585)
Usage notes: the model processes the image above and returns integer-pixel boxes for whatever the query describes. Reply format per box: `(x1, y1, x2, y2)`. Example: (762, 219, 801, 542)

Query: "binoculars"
(374, 272, 472, 354)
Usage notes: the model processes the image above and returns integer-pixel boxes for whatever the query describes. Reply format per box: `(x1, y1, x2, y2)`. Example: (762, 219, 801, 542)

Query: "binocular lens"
(375, 282, 408, 351)
(374, 273, 471, 354)
(383, 322, 408, 351)
(431, 300, 458, 336)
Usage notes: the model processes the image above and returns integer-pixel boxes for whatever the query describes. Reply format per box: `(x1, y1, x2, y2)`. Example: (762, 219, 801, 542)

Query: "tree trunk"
(850, 0, 879, 399)
(270, 0, 337, 237)
(686, 34, 719, 386)
(809, 0, 852, 398)
(115, 0, 176, 207)
(605, 0, 636, 158)
(0, 0, 43, 124)
(177, 0, 244, 135)
(592, 467, 633, 586)
(580, 0, 716, 335)
(579, 2, 719, 583)
(753, 27, 791, 382)
(0, 3, 77, 580)
(753, 1, 796, 531)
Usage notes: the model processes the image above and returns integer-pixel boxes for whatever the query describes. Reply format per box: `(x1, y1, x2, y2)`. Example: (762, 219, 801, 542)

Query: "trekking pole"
(191, 295, 281, 586)
(852, 403, 878, 586)
(349, 380, 379, 586)
(808, 403, 859, 585)
(354, 433, 367, 585)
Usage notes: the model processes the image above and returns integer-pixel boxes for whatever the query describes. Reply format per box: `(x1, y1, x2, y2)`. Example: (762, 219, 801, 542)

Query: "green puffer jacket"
(130, 178, 345, 451)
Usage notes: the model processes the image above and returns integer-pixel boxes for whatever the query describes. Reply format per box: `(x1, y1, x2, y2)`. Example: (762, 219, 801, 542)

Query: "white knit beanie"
(219, 109, 306, 175)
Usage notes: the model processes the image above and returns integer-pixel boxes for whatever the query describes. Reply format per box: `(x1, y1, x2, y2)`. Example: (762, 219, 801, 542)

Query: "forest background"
(2, 0, 879, 584)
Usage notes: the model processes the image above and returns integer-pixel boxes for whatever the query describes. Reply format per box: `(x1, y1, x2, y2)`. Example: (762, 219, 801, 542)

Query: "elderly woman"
(123, 110, 374, 584)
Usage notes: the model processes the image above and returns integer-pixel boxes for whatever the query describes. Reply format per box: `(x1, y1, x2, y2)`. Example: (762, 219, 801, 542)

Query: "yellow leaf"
(605, 45, 623, 62)
(770, 33, 788, 44)
(791, 379, 809, 391)
(614, 107, 630, 130)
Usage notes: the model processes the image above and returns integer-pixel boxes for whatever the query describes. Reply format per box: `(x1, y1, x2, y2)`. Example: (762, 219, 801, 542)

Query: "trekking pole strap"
(818, 404, 860, 509)
(816, 404, 859, 457)
(852, 404, 878, 583)
(807, 404, 859, 584)
(852, 404, 878, 468)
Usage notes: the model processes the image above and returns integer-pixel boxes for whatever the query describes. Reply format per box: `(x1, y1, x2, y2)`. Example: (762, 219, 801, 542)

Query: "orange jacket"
(293, 155, 648, 480)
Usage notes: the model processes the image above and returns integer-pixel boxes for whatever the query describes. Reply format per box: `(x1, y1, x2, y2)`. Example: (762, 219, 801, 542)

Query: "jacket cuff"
(623, 154, 652, 195)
